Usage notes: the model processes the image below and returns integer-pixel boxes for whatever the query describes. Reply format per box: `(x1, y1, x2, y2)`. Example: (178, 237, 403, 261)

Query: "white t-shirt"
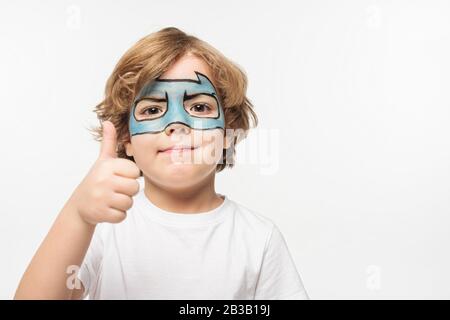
(78, 188, 309, 300)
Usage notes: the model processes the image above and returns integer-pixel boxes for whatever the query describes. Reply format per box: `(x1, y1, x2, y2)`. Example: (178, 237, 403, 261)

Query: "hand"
(70, 121, 141, 225)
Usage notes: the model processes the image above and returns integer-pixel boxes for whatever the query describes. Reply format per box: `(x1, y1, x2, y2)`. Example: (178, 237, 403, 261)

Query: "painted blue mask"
(129, 71, 225, 136)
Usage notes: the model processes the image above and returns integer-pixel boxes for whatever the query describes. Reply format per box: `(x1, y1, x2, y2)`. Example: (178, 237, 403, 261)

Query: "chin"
(147, 164, 215, 189)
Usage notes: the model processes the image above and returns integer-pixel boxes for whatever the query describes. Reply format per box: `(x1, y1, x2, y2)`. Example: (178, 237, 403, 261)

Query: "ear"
(125, 140, 134, 157)
(223, 129, 234, 150)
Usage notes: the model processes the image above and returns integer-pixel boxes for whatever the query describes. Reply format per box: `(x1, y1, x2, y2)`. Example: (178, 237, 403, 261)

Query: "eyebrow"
(136, 96, 167, 104)
(184, 92, 216, 101)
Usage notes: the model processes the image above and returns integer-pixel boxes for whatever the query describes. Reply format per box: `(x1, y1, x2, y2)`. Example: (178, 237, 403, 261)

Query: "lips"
(158, 145, 199, 153)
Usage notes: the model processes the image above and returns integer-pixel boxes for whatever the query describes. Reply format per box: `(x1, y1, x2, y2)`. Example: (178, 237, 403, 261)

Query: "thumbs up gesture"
(70, 121, 141, 225)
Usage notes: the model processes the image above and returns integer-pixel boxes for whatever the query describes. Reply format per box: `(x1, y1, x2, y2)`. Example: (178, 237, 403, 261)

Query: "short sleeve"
(254, 224, 309, 300)
(77, 223, 105, 299)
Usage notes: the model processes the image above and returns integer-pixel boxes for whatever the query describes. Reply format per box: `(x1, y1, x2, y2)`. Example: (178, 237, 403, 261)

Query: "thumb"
(99, 120, 118, 159)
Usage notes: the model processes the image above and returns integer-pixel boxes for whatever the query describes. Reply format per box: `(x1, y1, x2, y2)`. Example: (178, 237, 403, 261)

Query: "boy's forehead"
(158, 71, 218, 88)
(159, 70, 211, 81)
(159, 52, 212, 79)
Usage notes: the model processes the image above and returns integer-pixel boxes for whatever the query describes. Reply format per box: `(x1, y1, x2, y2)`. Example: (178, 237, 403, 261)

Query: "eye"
(141, 106, 163, 115)
(190, 103, 211, 113)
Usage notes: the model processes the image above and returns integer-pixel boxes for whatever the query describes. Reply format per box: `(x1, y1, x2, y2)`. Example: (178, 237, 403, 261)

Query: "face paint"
(129, 71, 225, 136)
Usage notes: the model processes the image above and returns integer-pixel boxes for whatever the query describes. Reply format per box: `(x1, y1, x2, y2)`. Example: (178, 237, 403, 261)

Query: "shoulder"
(230, 199, 275, 227)
(227, 198, 277, 243)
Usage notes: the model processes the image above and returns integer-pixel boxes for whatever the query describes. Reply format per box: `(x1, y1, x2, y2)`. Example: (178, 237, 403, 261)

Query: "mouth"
(158, 145, 200, 154)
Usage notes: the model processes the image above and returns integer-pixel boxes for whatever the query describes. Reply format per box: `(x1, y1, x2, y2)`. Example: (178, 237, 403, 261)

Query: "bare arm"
(14, 121, 140, 300)
(14, 198, 95, 300)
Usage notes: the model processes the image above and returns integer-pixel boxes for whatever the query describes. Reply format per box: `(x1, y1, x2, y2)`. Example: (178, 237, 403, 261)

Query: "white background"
(1, 0, 449, 299)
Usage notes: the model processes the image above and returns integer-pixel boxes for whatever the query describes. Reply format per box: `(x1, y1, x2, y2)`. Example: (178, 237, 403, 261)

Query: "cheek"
(198, 138, 223, 164)
(130, 135, 159, 164)
(193, 130, 224, 165)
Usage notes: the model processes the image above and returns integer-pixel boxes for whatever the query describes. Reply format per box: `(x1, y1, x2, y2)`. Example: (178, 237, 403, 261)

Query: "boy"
(14, 27, 309, 300)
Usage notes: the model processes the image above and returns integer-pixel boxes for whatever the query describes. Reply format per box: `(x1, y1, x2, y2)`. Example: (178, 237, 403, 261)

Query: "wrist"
(65, 197, 97, 230)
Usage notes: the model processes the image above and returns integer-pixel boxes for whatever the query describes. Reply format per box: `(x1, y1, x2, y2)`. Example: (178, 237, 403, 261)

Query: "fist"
(71, 121, 141, 225)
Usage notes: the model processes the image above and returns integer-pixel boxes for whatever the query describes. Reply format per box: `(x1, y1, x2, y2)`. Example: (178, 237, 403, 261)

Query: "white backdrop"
(1, 0, 449, 299)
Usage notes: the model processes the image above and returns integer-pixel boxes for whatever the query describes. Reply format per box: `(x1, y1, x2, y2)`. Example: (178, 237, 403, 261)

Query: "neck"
(143, 173, 224, 214)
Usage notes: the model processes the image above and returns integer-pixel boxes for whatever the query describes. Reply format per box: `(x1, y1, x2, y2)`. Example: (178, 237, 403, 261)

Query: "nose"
(164, 122, 191, 136)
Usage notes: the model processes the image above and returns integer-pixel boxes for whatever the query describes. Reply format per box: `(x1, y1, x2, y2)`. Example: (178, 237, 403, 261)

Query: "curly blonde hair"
(89, 27, 257, 173)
